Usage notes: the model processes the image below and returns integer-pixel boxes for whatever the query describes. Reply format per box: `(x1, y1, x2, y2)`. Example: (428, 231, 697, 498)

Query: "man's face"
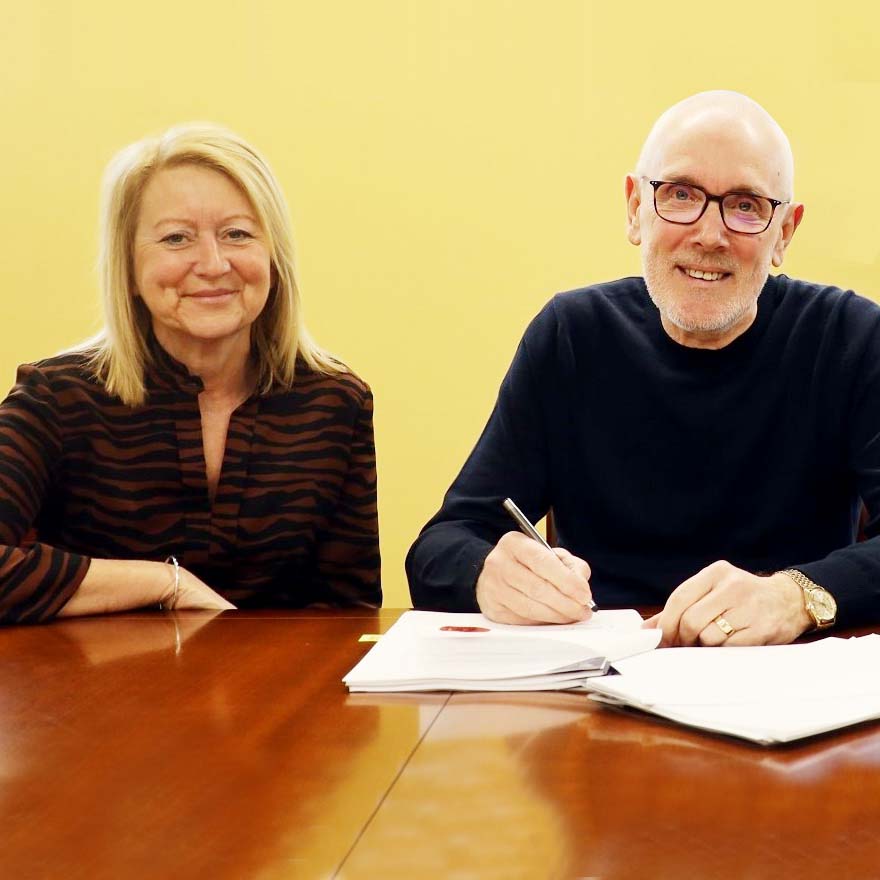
(626, 118, 802, 348)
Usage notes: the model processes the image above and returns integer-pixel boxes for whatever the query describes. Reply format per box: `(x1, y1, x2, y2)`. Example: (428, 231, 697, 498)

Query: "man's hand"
(476, 531, 593, 625)
(644, 560, 812, 646)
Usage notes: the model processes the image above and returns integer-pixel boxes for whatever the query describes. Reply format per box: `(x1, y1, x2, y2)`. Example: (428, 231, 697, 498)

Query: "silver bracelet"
(160, 555, 180, 610)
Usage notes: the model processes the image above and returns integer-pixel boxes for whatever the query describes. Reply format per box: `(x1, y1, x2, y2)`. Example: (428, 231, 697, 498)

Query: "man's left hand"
(643, 561, 813, 646)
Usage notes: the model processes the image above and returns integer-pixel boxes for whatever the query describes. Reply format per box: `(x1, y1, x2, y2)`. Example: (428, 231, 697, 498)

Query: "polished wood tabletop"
(2, 608, 879, 880)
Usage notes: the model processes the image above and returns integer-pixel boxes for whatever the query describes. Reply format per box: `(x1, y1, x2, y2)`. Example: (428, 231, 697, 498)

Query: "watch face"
(809, 589, 837, 621)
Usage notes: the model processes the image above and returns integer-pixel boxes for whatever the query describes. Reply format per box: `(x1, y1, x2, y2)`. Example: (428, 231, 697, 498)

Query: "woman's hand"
(168, 567, 236, 611)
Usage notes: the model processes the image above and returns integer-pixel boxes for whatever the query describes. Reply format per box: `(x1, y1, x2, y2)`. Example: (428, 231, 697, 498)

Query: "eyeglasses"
(646, 179, 788, 234)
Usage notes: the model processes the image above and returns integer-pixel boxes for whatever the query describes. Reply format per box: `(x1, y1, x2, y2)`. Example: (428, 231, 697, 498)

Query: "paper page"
(585, 635, 880, 744)
(343, 609, 659, 689)
(346, 631, 604, 684)
(348, 665, 609, 693)
(601, 636, 880, 704)
(390, 610, 660, 662)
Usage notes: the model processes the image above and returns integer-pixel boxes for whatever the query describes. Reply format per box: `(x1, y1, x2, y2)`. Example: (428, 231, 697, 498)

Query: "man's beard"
(642, 251, 766, 335)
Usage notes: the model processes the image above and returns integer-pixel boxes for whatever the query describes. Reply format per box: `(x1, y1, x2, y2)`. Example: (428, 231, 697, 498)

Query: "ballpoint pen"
(502, 497, 597, 611)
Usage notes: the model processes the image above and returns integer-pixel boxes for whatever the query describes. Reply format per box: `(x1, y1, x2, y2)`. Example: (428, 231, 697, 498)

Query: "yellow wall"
(2, 1, 878, 607)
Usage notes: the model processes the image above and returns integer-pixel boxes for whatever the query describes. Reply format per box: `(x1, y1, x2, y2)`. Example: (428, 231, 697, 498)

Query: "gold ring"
(714, 615, 735, 636)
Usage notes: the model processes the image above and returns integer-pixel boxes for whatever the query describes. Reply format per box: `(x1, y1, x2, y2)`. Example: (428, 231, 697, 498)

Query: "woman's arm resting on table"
(57, 558, 235, 617)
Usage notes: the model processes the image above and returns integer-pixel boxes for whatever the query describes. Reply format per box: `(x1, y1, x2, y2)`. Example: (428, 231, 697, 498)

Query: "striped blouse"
(0, 341, 380, 623)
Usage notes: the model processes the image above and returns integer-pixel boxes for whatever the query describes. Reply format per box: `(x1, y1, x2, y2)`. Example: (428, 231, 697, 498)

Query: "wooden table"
(2, 609, 878, 879)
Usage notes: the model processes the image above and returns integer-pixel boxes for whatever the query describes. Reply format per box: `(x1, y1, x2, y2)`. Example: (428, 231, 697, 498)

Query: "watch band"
(781, 569, 836, 629)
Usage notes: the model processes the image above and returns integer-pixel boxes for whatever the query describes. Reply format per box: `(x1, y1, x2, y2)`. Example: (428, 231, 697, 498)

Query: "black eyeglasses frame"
(646, 178, 789, 235)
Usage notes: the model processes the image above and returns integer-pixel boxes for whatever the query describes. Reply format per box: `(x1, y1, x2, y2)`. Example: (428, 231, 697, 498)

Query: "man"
(406, 91, 880, 646)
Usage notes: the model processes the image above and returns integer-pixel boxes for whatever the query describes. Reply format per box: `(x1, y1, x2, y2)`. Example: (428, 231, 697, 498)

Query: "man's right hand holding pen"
(475, 499, 595, 625)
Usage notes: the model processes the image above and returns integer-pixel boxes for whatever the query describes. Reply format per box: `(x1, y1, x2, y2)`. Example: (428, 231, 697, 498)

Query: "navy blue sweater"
(406, 275, 880, 628)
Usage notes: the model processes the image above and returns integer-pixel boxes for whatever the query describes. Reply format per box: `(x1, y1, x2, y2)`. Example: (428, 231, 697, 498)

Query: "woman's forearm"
(57, 558, 235, 617)
(56, 558, 176, 617)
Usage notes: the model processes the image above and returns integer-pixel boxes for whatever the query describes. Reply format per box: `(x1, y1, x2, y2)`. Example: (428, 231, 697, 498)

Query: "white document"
(584, 635, 880, 745)
(343, 609, 661, 693)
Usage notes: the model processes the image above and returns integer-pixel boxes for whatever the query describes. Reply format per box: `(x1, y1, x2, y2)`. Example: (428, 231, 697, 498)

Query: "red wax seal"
(439, 625, 490, 632)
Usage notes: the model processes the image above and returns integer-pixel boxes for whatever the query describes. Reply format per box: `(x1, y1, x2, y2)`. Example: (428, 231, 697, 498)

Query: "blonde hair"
(86, 122, 341, 405)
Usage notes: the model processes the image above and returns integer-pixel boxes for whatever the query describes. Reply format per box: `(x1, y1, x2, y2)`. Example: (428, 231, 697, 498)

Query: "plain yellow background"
(2, 2, 878, 608)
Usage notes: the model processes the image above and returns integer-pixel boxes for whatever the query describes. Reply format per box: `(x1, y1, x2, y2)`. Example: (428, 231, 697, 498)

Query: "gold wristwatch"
(782, 569, 837, 630)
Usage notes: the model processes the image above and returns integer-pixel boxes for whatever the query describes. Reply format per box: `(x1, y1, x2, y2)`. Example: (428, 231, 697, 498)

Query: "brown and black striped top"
(0, 341, 380, 623)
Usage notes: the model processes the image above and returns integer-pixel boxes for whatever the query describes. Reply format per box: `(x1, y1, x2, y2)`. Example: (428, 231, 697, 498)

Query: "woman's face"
(132, 164, 272, 361)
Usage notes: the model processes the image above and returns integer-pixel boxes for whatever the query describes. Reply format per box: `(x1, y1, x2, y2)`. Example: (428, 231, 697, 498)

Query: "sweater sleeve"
(794, 321, 880, 628)
(0, 364, 90, 623)
(406, 303, 556, 611)
(310, 382, 382, 607)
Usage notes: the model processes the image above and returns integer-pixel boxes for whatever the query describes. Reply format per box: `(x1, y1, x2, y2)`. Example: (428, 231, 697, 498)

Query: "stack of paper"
(584, 635, 880, 745)
(343, 609, 661, 692)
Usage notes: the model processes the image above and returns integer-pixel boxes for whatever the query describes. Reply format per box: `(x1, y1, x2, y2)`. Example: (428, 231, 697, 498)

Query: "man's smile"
(676, 266, 732, 282)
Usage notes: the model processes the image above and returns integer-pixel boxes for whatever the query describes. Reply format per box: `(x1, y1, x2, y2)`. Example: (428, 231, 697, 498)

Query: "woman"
(0, 123, 380, 622)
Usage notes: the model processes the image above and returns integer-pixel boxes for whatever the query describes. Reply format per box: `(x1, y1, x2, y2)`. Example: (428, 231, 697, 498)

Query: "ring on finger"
(713, 615, 735, 637)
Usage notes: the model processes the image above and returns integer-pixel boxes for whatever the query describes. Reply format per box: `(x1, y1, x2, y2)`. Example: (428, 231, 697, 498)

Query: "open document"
(584, 635, 880, 745)
(343, 609, 661, 692)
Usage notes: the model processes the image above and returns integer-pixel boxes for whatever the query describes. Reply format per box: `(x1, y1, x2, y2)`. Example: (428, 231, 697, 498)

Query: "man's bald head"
(635, 91, 795, 200)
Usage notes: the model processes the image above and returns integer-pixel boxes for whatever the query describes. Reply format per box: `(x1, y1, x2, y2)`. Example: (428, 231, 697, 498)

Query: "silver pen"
(502, 497, 597, 611)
